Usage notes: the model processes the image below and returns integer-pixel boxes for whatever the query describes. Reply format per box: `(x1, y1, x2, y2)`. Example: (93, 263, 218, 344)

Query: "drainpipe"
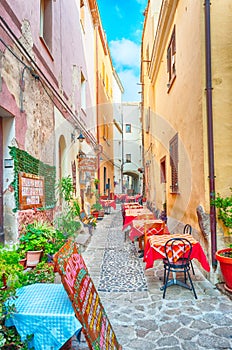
(204, 0, 217, 268)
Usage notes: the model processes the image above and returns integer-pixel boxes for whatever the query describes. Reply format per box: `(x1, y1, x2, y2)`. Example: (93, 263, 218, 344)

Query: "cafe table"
(99, 199, 116, 213)
(5, 283, 82, 350)
(144, 233, 210, 272)
(122, 208, 153, 230)
(129, 219, 170, 242)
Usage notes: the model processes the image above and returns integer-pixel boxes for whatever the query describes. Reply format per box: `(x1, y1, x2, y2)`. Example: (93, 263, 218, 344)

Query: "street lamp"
(77, 133, 85, 142)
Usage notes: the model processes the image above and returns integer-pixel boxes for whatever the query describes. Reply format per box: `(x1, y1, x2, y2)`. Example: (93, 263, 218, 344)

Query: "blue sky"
(97, 0, 147, 102)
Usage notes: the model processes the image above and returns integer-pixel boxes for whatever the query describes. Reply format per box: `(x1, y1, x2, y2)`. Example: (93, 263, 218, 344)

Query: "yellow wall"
(210, 0, 232, 197)
(95, 23, 114, 196)
(142, 0, 232, 263)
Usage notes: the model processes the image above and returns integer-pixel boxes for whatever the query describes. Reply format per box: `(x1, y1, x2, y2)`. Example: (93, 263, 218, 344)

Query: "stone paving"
(76, 206, 232, 350)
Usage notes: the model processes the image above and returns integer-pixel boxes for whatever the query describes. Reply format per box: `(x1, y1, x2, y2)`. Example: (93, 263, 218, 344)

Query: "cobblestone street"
(75, 206, 232, 350)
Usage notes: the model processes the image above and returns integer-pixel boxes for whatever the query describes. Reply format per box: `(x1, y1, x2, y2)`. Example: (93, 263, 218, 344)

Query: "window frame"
(160, 156, 166, 184)
(125, 154, 131, 163)
(169, 133, 179, 193)
(167, 26, 176, 91)
(40, 0, 53, 53)
(125, 124, 131, 133)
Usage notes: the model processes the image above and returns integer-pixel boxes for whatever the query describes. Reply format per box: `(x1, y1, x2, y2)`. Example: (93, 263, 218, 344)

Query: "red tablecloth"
(144, 233, 210, 272)
(122, 208, 153, 230)
(129, 219, 169, 241)
(99, 199, 116, 210)
(125, 195, 142, 203)
(114, 194, 127, 202)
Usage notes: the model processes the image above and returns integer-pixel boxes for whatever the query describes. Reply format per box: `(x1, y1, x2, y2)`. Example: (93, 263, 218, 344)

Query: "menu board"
(54, 240, 122, 350)
(18, 172, 44, 210)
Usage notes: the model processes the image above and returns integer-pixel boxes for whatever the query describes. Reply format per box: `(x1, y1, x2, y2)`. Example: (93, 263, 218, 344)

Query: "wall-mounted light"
(77, 133, 85, 142)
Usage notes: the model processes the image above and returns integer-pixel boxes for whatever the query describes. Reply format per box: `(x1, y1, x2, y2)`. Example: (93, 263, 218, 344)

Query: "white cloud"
(109, 38, 140, 70)
(118, 69, 141, 102)
(115, 5, 123, 18)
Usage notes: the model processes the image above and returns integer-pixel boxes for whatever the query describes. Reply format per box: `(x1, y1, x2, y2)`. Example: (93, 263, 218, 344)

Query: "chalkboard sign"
(54, 241, 122, 350)
(18, 172, 44, 210)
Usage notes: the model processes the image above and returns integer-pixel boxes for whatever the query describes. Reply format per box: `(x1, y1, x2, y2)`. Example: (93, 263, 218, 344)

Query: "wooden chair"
(136, 213, 154, 220)
(143, 221, 165, 249)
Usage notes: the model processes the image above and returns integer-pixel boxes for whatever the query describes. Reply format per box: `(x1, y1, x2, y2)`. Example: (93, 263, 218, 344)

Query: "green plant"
(0, 245, 27, 290)
(0, 244, 57, 349)
(56, 176, 74, 203)
(55, 213, 81, 238)
(55, 177, 82, 237)
(18, 221, 67, 260)
(91, 202, 103, 212)
(0, 246, 32, 349)
(19, 222, 52, 253)
(26, 261, 55, 284)
(212, 188, 232, 231)
(94, 178, 100, 185)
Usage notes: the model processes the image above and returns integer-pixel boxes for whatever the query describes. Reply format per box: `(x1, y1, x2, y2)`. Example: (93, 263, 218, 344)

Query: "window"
(160, 157, 166, 183)
(169, 134, 178, 193)
(167, 26, 176, 89)
(126, 154, 131, 163)
(103, 116, 109, 141)
(40, 0, 52, 52)
(125, 124, 131, 133)
(81, 72, 86, 111)
(145, 107, 150, 133)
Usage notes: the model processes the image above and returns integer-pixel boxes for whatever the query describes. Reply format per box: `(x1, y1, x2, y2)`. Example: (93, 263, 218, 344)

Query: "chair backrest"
(164, 237, 192, 264)
(183, 224, 192, 235)
(144, 221, 165, 247)
(136, 213, 154, 220)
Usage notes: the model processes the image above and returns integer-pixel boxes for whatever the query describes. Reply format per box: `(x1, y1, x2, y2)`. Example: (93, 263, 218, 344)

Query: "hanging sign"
(54, 240, 122, 350)
(79, 156, 97, 172)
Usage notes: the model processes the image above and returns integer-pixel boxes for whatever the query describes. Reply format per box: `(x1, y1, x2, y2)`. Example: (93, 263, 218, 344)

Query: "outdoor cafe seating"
(144, 233, 210, 297)
(182, 224, 195, 275)
(5, 240, 122, 350)
(162, 237, 198, 299)
(5, 283, 82, 350)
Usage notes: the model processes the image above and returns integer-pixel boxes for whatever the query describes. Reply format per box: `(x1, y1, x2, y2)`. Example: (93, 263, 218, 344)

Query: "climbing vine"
(9, 146, 56, 211)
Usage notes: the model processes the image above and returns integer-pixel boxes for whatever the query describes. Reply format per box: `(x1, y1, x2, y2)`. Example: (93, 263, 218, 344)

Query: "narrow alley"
(75, 206, 232, 350)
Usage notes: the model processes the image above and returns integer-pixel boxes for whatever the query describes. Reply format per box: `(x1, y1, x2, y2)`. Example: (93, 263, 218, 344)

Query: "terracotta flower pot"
(19, 258, 27, 268)
(26, 250, 43, 268)
(92, 211, 99, 219)
(215, 248, 232, 292)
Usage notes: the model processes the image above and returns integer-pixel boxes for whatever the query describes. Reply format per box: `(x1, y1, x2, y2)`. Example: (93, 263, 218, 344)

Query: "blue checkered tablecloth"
(6, 283, 82, 350)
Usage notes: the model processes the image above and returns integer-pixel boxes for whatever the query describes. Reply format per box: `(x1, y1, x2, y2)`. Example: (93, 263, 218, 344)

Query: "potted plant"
(18, 221, 66, 267)
(91, 202, 104, 219)
(213, 188, 232, 292)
